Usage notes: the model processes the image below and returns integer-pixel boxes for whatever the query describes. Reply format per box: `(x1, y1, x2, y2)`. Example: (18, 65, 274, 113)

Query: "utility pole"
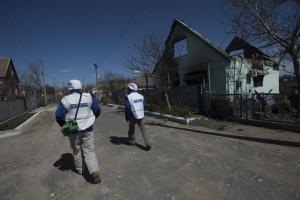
(40, 60, 47, 106)
(92, 63, 99, 91)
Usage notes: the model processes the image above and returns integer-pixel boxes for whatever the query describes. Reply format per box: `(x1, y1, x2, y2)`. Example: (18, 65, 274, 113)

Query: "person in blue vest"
(125, 83, 151, 151)
(55, 80, 101, 184)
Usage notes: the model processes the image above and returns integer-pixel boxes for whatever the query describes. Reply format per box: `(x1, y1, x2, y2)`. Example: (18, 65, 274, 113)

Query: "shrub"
(147, 104, 196, 117)
(101, 98, 115, 105)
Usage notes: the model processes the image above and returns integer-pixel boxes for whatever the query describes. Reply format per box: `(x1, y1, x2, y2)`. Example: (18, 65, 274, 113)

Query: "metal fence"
(111, 85, 200, 110)
(203, 93, 300, 125)
(109, 86, 300, 125)
(251, 94, 300, 124)
(206, 94, 242, 119)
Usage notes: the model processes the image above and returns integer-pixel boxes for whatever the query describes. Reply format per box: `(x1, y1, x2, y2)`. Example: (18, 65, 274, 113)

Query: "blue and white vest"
(61, 92, 96, 131)
(127, 92, 145, 119)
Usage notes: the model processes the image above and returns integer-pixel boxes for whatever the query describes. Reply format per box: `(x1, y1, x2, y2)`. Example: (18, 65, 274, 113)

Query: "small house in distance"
(154, 19, 279, 95)
(0, 57, 20, 100)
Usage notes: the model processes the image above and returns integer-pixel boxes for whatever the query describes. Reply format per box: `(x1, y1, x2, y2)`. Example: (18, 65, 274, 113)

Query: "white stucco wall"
(251, 67, 279, 94)
(227, 58, 280, 95)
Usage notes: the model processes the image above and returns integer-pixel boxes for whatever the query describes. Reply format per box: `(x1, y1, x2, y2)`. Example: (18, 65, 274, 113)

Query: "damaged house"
(154, 19, 279, 95)
(226, 37, 279, 95)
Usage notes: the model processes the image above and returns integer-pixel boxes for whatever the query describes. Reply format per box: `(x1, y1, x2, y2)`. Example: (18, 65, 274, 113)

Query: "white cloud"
(61, 69, 71, 73)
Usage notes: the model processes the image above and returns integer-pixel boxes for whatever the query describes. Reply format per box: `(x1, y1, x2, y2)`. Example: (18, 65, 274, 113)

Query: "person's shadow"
(109, 136, 147, 150)
(53, 153, 93, 183)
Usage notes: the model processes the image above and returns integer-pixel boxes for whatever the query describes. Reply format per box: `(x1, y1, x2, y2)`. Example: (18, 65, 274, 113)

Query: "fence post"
(245, 95, 248, 122)
(23, 97, 27, 111)
(240, 94, 242, 118)
(197, 85, 201, 114)
(251, 94, 254, 120)
(206, 93, 210, 117)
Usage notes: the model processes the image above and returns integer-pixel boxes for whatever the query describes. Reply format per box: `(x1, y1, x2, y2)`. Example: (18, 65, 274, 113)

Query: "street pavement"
(0, 105, 299, 200)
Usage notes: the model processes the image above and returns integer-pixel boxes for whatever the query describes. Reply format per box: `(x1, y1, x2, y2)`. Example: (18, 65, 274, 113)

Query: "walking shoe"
(92, 171, 102, 184)
(75, 169, 82, 175)
(128, 141, 135, 146)
(145, 145, 151, 151)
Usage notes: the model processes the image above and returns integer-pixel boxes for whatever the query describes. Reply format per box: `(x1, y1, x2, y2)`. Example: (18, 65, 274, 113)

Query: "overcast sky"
(0, 0, 233, 85)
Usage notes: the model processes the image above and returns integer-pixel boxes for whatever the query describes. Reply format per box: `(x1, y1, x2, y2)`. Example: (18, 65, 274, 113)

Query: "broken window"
(252, 60, 264, 70)
(174, 38, 188, 57)
(253, 75, 264, 87)
(236, 81, 242, 91)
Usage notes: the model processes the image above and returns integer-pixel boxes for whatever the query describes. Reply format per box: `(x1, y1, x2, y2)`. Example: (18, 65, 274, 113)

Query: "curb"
(0, 111, 41, 140)
(0, 130, 22, 140)
(106, 104, 199, 124)
(144, 111, 198, 124)
(15, 111, 41, 130)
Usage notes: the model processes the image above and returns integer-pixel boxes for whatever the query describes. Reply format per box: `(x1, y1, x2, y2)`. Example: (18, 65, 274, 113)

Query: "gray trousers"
(68, 131, 100, 174)
(128, 118, 150, 146)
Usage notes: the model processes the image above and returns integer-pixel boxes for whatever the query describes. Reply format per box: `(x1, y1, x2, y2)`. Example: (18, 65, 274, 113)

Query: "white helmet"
(128, 83, 137, 91)
(68, 79, 82, 90)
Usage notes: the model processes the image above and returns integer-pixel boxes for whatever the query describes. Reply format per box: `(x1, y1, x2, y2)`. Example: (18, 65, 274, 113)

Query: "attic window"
(229, 49, 244, 57)
(174, 38, 188, 57)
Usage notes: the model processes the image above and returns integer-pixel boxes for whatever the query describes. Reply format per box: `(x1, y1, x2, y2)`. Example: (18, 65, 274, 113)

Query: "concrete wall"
(253, 68, 279, 94)
(0, 99, 26, 122)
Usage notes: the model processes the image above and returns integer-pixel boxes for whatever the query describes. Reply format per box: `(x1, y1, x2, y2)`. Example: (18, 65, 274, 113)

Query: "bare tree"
(123, 34, 179, 110)
(20, 63, 42, 92)
(101, 71, 129, 104)
(123, 34, 164, 74)
(102, 71, 129, 92)
(123, 34, 165, 89)
(225, 0, 300, 90)
(154, 48, 179, 110)
(20, 59, 47, 105)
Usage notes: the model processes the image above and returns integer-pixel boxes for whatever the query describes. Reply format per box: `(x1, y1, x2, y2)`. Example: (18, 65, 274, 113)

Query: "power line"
(0, 12, 32, 58)
(9, 0, 36, 52)
(123, 0, 159, 42)
(0, 0, 36, 58)
(100, 0, 152, 64)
